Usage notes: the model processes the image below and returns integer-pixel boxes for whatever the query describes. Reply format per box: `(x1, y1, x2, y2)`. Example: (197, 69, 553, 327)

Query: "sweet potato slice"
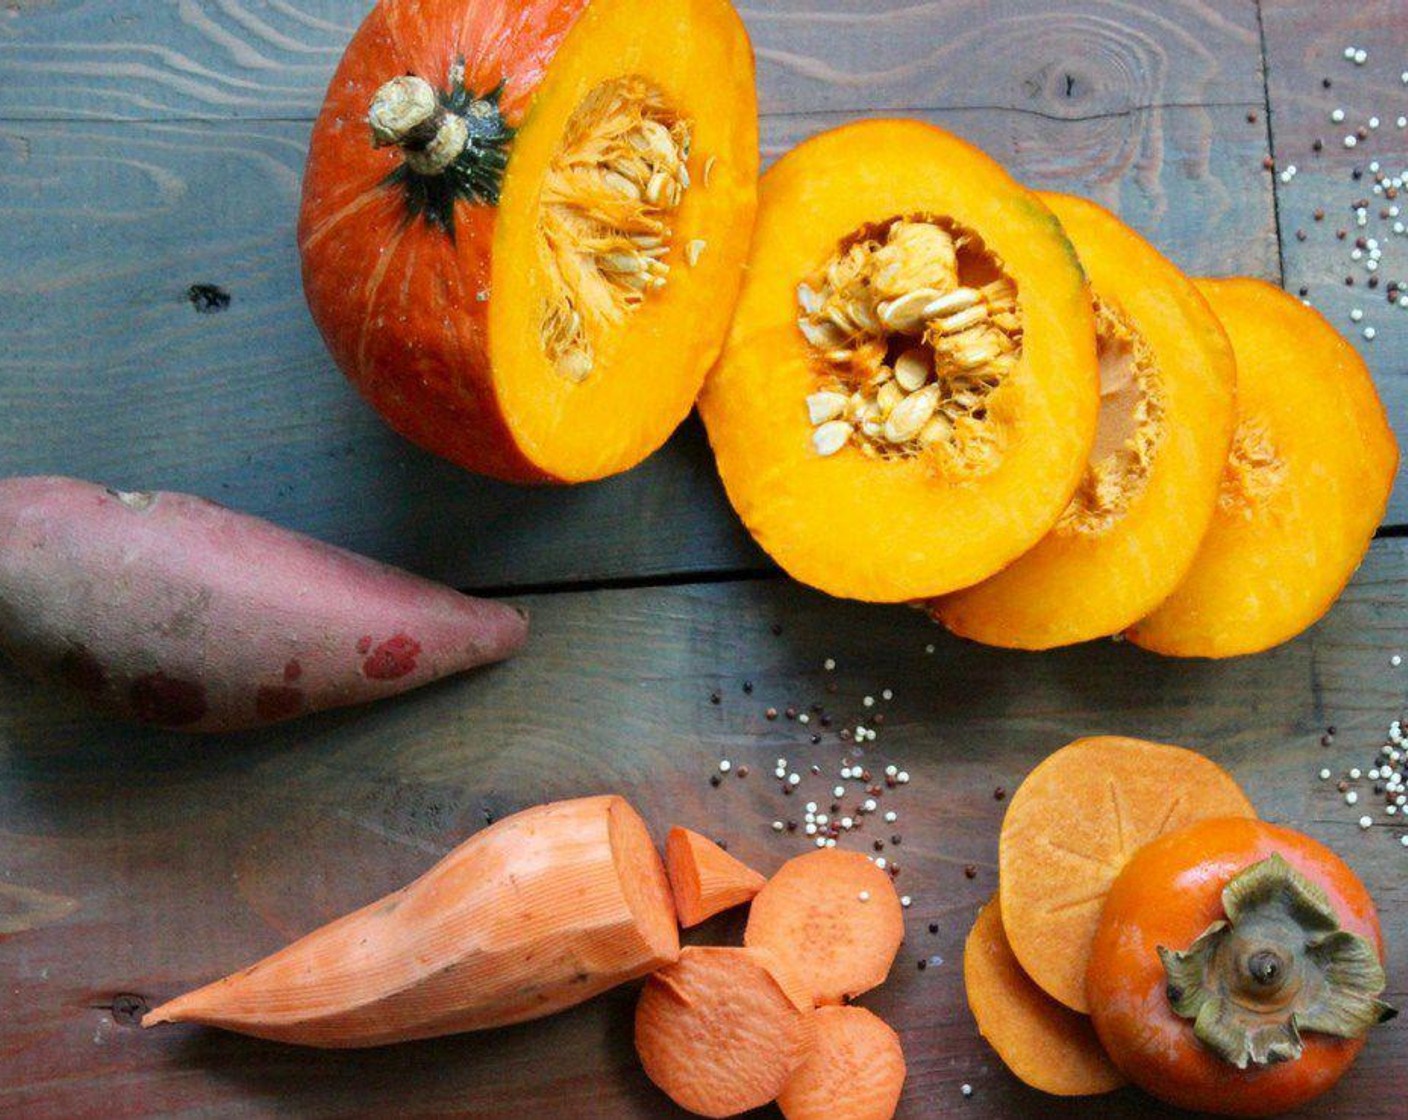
(778, 1005, 907, 1120)
(665, 826, 767, 927)
(143, 796, 678, 1046)
(744, 848, 904, 1006)
(999, 736, 1255, 1012)
(964, 895, 1125, 1096)
(635, 945, 816, 1118)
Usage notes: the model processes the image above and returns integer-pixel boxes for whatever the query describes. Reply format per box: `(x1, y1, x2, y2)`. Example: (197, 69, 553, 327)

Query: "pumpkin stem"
(1158, 853, 1396, 1070)
(369, 75, 470, 176)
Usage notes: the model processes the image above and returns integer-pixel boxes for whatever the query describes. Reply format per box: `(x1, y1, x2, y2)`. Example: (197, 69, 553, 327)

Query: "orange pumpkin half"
(698, 121, 1099, 601)
(1127, 279, 1398, 657)
(299, 0, 758, 483)
(931, 194, 1237, 647)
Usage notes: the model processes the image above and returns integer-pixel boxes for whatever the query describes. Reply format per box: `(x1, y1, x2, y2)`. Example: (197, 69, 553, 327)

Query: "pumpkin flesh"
(299, 0, 758, 483)
(698, 121, 1099, 602)
(1127, 278, 1398, 657)
(932, 194, 1237, 647)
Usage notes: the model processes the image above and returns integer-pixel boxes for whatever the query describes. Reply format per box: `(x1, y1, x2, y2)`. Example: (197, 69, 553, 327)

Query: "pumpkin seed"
(884, 384, 939, 443)
(932, 304, 989, 336)
(797, 283, 823, 315)
(812, 420, 852, 457)
(686, 239, 707, 267)
(599, 252, 643, 274)
(603, 170, 642, 199)
(876, 381, 904, 414)
(799, 318, 846, 349)
(893, 348, 930, 392)
(806, 391, 848, 425)
(919, 413, 953, 445)
(877, 288, 947, 333)
(922, 287, 981, 319)
(703, 156, 717, 186)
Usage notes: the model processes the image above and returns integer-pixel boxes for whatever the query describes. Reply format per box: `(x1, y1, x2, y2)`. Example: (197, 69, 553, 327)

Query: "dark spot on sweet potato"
(57, 645, 106, 695)
(283, 659, 302, 683)
(129, 672, 208, 727)
(255, 684, 305, 722)
(356, 635, 373, 654)
(187, 283, 231, 313)
(362, 633, 421, 680)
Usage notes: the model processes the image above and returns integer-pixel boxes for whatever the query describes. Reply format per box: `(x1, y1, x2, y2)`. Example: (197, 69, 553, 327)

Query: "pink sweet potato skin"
(0, 476, 529, 731)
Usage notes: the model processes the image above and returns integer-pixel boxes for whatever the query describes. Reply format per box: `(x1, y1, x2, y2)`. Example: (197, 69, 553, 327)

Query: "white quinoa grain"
(884, 810, 898, 823)
(718, 759, 731, 773)
(1320, 768, 1332, 780)
(858, 890, 870, 902)
(1346, 791, 1360, 805)
(1359, 816, 1373, 830)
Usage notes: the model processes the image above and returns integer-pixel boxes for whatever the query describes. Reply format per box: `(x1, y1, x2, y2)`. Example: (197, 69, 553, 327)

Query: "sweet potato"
(999, 736, 1255, 1012)
(0, 476, 528, 731)
(143, 795, 679, 1046)
(964, 896, 1125, 1097)
(635, 946, 816, 1118)
(745, 849, 904, 1006)
(665, 826, 767, 927)
(777, 1005, 907, 1120)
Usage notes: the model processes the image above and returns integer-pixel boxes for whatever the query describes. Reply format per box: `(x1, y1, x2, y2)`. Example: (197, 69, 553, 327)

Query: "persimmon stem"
(1158, 853, 1396, 1070)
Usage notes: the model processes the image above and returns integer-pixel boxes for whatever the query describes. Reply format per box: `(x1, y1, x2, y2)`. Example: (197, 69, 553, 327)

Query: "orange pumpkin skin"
(298, 0, 759, 484)
(299, 0, 588, 483)
(1086, 818, 1384, 1117)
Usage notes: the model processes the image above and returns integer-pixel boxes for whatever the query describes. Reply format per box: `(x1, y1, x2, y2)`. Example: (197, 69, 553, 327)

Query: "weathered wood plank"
(0, 100, 1275, 588)
(1, 1, 1262, 123)
(1, 538, 1404, 1118)
(1259, 0, 1408, 524)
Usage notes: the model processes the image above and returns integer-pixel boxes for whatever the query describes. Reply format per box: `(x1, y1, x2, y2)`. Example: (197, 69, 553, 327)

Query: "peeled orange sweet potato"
(932, 194, 1237, 647)
(1128, 278, 1399, 656)
(635, 946, 816, 1118)
(300, 0, 758, 482)
(698, 120, 1099, 600)
(665, 826, 767, 927)
(744, 848, 904, 1006)
(999, 736, 1255, 1013)
(964, 896, 1125, 1097)
(144, 796, 678, 1046)
(777, 1005, 907, 1120)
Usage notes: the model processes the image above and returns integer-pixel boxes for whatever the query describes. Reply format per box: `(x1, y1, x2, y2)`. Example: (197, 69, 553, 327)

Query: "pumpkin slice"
(299, 0, 758, 483)
(1128, 279, 1398, 656)
(931, 194, 1237, 647)
(697, 121, 1099, 601)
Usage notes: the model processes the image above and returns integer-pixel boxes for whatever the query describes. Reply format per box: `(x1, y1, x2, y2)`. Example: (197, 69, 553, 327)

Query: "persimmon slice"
(931, 194, 1237, 648)
(744, 848, 904, 1006)
(665, 826, 767, 927)
(964, 896, 1125, 1096)
(999, 736, 1255, 1013)
(698, 120, 1099, 601)
(1127, 278, 1399, 656)
(635, 946, 816, 1118)
(300, 0, 759, 482)
(777, 1006, 907, 1120)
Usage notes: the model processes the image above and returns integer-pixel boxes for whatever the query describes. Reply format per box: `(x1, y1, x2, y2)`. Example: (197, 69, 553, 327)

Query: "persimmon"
(932, 194, 1237, 647)
(299, 0, 758, 482)
(698, 120, 1099, 601)
(963, 896, 1125, 1096)
(1128, 278, 1398, 656)
(999, 736, 1255, 1012)
(1087, 817, 1395, 1116)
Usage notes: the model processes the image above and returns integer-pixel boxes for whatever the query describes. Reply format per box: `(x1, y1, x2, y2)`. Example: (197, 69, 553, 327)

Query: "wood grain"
(1, 539, 1404, 1118)
(1259, 0, 1408, 523)
(0, 0, 1284, 588)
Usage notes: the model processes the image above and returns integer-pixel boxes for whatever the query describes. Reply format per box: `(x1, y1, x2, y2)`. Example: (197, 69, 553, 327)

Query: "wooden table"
(2, 2, 1405, 1117)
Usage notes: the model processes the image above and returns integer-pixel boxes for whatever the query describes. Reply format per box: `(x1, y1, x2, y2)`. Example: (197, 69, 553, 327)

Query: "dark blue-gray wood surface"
(0, 3, 1404, 1119)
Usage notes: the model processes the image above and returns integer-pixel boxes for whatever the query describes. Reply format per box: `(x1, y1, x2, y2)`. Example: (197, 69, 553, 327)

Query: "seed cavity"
(1056, 297, 1166, 536)
(795, 216, 1022, 475)
(1220, 417, 1287, 514)
(538, 77, 697, 382)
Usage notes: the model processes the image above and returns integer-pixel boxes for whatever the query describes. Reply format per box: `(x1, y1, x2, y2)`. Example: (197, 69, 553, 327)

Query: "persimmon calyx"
(1158, 853, 1396, 1069)
(368, 61, 514, 231)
